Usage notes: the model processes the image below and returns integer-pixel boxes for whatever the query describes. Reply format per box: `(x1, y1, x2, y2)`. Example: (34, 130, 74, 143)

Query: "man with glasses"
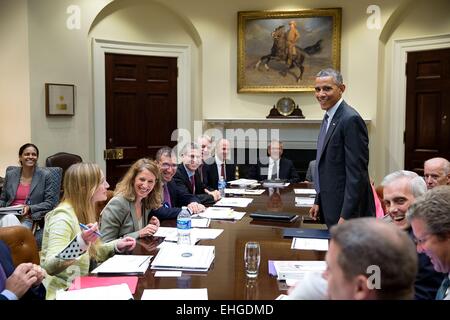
(424, 157, 450, 190)
(155, 147, 205, 215)
(407, 185, 450, 300)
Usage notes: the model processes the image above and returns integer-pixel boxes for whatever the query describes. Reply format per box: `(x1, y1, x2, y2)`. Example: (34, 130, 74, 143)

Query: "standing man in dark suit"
(309, 68, 375, 228)
(248, 140, 300, 183)
(204, 138, 236, 190)
(155, 146, 205, 216)
(173, 143, 221, 206)
(0, 240, 46, 300)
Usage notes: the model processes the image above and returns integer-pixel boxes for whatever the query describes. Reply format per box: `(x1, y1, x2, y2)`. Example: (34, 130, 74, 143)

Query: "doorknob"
(443, 115, 447, 125)
(104, 148, 124, 160)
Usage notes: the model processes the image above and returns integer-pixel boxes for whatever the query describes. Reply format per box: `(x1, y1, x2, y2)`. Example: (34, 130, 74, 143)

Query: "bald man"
(424, 157, 450, 189)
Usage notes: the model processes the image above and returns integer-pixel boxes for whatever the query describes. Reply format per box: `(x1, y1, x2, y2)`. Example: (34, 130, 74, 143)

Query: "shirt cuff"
(1, 289, 18, 300)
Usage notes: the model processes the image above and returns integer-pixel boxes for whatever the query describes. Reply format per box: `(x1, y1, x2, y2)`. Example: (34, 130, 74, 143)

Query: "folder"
(69, 276, 139, 294)
(91, 255, 152, 275)
(283, 228, 330, 239)
(151, 245, 215, 272)
(250, 211, 298, 222)
(0, 205, 24, 215)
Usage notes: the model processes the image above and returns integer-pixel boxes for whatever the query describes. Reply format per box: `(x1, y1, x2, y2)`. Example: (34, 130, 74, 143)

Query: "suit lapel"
(319, 101, 346, 162)
(180, 165, 194, 193)
(8, 168, 21, 204)
(29, 168, 41, 196)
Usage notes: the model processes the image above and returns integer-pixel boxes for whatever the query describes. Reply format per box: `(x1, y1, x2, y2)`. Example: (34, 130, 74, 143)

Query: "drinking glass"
(244, 241, 261, 279)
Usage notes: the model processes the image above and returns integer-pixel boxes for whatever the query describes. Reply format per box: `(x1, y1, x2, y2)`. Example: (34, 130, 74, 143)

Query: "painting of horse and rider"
(238, 9, 341, 92)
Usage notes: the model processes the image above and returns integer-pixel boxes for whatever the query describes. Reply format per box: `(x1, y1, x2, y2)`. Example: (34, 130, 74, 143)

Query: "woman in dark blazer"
(0, 143, 59, 228)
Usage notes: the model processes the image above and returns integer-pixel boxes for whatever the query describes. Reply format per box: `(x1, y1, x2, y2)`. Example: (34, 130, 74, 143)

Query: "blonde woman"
(40, 163, 136, 300)
(100, 158, 162, 242)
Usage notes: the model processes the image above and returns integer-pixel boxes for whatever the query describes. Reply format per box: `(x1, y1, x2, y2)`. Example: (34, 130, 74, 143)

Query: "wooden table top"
(132, 183, 327, 300)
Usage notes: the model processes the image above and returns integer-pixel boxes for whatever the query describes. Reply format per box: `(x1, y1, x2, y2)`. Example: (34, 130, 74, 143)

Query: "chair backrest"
(0, 226, 40, 266)
(45, 152, 82, 179)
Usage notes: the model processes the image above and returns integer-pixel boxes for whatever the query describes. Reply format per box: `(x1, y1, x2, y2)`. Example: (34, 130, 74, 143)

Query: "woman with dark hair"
(100, 158, 162, 242)
(0, 143, 59, 228)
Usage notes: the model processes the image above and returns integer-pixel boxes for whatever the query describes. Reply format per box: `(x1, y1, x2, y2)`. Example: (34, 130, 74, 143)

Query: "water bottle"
(177, 206, 192, 245)
(218, 175, 226, 197)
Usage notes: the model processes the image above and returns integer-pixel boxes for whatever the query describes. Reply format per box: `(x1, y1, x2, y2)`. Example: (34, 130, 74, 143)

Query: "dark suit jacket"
(173, 164, 215, 205)
(315, 101, 375, 228)
(247, 157, 300, 183)
(0, 166, 60, 221)
(0, 240, 45, 300)
(203, 160, 236, 190)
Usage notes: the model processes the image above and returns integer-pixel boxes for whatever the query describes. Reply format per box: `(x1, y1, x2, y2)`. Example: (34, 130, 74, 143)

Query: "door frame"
(389, 34, 450, 172)
(92, 38, 191, 173)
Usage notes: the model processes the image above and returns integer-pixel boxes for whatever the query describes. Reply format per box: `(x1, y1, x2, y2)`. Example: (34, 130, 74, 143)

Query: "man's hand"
(205, 189, 221, 201)
(5, 263, 39, 298)
(187, 202, 205, 214)
(309, 204, 320, 220)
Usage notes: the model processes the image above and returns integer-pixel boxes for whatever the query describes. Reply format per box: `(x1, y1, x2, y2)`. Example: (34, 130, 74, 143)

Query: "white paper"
(153, 227, 178, 238)
(154, 271, 182, 277)
(291, 238, 329, 251)
(198, 207, 245, 220)
(151, 245, 215, 271)
(214, 197, 253, 208)
(91, 255, 152, 274)
(191, 218, 210, 228)
(0, 204, 24, 215)
(285, 279, 299, 287)
(225, 188, 265, 195)
(163, 228, 224, 242)
(56, 283, 133, 300)
(294, 188, 317, 195)
(295, 197, 315, 207)
(273, 260, 327, 281)
(228, 179, 259, 186)
(141, 288, 208, 300)
(262, 182, 290, 188)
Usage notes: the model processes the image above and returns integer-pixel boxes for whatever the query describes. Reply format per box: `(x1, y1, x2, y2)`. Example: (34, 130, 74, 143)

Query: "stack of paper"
(291, 238, 329, 251)
(262, 181, 290, 188)
(295, 197, 315, 207)
(294, 189, 317, 195)
(214, 197, 253, 208)
(273, 261, 326, 281)
(91, 255, 152, 275)
(197, 207, 246, 220)
(141, 288, 208, 300)
(0, 204, 24, 215)
(151, 245, 215, 272)
(191, 217, 210, 228)
(225, 188, 265, 195)
(228, 179, 259, 187)
(56, 283, 133, 300)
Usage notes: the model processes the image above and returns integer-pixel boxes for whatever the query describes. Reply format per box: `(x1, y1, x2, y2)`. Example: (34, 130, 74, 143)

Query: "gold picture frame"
(237, 8, 341, 93)
(45, 83, 75, 116)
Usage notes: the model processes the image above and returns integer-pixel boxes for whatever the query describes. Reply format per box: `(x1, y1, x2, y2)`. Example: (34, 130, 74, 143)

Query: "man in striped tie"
(407, 185, 450, 300)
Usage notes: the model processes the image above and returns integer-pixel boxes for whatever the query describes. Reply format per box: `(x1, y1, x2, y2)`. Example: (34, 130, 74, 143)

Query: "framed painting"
(45, 83, 75, 116)
(238, 8, 341, 93)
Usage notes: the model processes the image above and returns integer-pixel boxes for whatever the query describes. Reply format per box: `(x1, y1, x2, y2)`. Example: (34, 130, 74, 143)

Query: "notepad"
(91, 255, 152, 275)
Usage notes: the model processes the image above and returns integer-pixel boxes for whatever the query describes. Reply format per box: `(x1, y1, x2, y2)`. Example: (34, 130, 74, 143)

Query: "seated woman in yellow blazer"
(40, 163, 136, 300)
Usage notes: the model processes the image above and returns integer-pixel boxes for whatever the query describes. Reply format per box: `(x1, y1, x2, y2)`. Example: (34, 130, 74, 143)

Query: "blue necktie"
(314, 113, 329, 193)
(0, 263, 7, 292)
(436, 276, 450, 300)
(163, 184, 172, 208)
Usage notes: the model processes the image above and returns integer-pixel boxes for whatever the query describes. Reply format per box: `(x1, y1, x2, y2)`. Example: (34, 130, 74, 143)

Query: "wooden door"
(404, 48, 450, 174)
(105, 53, 178, 188)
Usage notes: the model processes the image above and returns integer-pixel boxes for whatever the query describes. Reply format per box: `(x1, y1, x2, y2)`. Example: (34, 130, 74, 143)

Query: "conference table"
(132, 183, 328, 300)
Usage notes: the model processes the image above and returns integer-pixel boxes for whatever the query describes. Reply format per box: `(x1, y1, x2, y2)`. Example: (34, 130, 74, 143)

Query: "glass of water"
(244, 241, 261, 279)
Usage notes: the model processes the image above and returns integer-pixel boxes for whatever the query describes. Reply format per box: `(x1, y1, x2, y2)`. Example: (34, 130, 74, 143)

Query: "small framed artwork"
(45, 83, 75, 116)
(237, 8, 341, 93)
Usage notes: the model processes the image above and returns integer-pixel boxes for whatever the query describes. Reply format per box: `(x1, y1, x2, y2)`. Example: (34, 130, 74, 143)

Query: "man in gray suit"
(309, 68, 375, 228)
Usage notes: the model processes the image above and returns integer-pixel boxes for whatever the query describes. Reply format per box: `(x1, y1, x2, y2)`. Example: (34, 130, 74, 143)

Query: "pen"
(79, 223, 102, 237)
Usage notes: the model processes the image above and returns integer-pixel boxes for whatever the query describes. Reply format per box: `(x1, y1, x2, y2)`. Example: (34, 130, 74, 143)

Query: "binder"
(250, 211, 298, 222)
(151, 244, 215, 272)
(282, 228, 330, 239)
(0, 205, 24, 215)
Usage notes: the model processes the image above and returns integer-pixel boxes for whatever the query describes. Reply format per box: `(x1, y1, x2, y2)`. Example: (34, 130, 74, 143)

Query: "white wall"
(0, 0, 30, 174)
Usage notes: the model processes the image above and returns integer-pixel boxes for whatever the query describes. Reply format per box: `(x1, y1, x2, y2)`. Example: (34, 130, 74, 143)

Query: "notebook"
(282, 228, 330, 239)
(250, 211, 298, 222)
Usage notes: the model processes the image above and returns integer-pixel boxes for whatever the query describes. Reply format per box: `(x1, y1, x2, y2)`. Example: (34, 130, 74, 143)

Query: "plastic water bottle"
(177, 206, 192, 245)
(218, 175, 226, 197)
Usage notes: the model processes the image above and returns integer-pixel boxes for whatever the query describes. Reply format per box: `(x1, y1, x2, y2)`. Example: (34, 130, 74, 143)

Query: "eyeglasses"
(160, 163, 178, 170)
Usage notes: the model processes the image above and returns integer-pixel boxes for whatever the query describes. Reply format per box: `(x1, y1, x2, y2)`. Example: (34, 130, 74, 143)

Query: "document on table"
(273, 260, 327, 281)
(154, 227, 223, 243)
(228, 179, 259, 187)
(191, 217, 210, 228)
(141, 288, 208, 300)
(153, 227, 178, 239)
(154, 271, 182, 277)
(197, 207, 246, 220)
(91, 255, 152, 275)
(295, 197, 315, 207)
(56, 283, 133, 300)
(151, 245, 215, 272)
(214, 197, 253, 208)
(294, 189, 317, 195)
(291, 237, 329, 251)
(225, 188, 265, 195)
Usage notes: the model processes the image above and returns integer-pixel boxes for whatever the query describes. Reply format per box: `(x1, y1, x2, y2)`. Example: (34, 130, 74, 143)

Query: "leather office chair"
(45, 152, 82, 180)
(0, 226, 40, 266)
